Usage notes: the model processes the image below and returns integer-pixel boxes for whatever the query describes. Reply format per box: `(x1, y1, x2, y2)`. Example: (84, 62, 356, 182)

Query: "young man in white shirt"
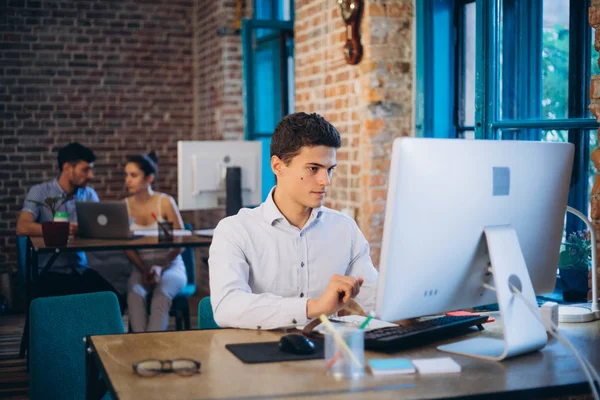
(209, 112, 378, 329)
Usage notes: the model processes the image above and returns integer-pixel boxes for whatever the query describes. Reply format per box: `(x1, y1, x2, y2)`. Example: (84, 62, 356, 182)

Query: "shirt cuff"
(280, 298, 309, 326)
(21, 207, 37, 217)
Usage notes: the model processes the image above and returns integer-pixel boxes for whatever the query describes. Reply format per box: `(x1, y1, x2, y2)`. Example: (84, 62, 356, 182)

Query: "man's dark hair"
(127, 151, 159, 178)
(270, 112, 342, 164)
(57, 142, 96, 172)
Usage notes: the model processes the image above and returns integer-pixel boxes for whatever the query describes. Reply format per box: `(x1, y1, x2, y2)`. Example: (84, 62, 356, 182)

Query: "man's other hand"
(306, 274, 364, 318)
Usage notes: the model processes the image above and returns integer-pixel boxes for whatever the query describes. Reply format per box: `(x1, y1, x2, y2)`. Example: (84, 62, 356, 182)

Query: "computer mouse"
(279, 334, 316, 355)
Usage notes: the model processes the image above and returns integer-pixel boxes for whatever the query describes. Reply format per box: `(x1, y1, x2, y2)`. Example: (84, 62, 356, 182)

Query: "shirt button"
(300, 293, 304, 298)
(292, 319, 297, 324)
(301, 262, 304, 267)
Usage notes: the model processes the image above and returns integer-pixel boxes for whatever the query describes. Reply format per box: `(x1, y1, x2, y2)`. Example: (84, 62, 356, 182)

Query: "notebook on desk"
(297, 315, 398, 333)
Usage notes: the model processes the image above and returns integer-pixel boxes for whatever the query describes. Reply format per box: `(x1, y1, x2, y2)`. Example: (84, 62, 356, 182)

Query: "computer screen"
(177, 141, 262, 211)
(375, 138, 574, 323)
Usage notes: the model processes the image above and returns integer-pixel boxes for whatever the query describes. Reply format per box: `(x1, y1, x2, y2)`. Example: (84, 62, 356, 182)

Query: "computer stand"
(437, 226, 548, 361)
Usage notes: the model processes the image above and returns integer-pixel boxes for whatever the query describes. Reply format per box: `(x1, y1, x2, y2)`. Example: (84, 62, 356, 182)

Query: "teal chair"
(169, 222, 196, 330)
(16, 236, 28, 300)
(29, 291, 124, 400)
(198, 296, 220, 329)
(16, 236, 29, 358)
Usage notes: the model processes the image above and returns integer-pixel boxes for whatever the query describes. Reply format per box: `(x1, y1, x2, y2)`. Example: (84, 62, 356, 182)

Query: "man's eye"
(309, 167, 318, 172)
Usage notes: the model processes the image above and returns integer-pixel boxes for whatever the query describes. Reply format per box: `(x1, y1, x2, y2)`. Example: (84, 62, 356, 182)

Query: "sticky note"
(412, 357, 461, 374)
(368, 358, 416, 375)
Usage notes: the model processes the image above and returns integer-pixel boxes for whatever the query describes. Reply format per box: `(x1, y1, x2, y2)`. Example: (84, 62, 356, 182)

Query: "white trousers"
(127, 256, 187, 332)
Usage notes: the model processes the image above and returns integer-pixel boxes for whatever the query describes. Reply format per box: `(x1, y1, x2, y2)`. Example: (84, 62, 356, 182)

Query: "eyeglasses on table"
(132, 359, 201, 377)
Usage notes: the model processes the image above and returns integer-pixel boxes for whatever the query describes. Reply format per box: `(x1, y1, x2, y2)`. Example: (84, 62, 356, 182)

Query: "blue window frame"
(254, 0, 294, 21)
(416, 0, 456, 138)
(242, 1, 294, 201)
(417, 0, 600, 232)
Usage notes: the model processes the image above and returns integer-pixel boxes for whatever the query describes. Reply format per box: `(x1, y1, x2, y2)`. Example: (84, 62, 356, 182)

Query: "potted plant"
(27, 196, 72, 247)
(558, 230, 591, 302)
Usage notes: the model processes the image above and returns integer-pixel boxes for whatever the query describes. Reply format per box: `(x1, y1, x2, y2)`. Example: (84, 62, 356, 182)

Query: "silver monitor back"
(375, 138, 574, 322)
(76, 201, 133, 239)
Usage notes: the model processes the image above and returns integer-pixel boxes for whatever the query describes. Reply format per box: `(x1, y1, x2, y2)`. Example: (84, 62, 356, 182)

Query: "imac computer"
(177, 141, 262, 212)
(375, 137, 574, 360)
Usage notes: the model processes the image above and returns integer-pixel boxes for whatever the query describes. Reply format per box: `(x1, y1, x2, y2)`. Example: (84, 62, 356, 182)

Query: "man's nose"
(317, 170, 331, 186)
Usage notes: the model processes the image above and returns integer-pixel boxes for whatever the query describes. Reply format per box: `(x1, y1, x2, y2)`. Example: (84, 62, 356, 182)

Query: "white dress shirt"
(209, 188, 378, 329)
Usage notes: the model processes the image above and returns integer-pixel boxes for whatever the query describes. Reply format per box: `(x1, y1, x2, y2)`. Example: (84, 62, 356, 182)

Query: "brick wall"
(0, 0, 250, 306)
(183, 0, 251, 229)
(194, 0, 249, 142)
(294, 0, 415, 267)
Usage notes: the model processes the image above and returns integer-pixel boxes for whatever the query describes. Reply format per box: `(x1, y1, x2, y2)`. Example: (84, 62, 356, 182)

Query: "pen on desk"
(359, 312, 375, 329)
(319, 315, 363, 369)
(326, 312, 374, 370)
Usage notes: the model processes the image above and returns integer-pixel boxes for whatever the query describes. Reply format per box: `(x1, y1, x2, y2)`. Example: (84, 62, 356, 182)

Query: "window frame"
(455, 0, 476, 136)
(417, 0, 600, 232)
(242, 1, 295, 201)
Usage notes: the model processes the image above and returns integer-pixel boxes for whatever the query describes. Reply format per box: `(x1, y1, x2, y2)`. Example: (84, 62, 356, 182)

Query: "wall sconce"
(337, 0, 363, 65)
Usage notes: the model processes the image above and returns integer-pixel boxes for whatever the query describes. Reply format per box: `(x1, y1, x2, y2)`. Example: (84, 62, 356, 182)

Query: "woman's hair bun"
(147, 151, 159, 164)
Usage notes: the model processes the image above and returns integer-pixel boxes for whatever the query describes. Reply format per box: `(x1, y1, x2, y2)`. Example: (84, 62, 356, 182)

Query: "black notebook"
(226, 340, 325, 364)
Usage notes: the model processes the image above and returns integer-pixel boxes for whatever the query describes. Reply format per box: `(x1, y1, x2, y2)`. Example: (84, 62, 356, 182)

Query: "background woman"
(124, 152, 187, 332)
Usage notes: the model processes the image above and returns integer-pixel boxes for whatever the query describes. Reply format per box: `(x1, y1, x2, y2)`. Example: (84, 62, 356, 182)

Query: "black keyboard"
(364, 315, 489, 352)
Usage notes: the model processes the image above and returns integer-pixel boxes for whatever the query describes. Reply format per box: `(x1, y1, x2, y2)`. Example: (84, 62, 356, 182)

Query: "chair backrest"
(198, 296, 220, 329)
(16, 236, 27, 299)
(182, 222, 196, 285)
(29, 292, 125, 400)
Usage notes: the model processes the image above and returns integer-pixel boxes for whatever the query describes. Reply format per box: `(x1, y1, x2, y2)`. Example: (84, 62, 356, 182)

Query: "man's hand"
(69, 223, 78, 236)
(306, 274, 364, 318)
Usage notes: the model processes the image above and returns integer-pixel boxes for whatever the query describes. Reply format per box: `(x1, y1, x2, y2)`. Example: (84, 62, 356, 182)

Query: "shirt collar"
(262, 187, 323, 226)
(52, 178, 81, 199)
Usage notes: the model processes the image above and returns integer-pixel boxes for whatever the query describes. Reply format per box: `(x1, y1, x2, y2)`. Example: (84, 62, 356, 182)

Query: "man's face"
(64, 161, 94, 189)
(272, 145, 337, 209)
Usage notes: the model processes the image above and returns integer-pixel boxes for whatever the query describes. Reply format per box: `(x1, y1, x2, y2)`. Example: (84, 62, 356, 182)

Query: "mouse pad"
(225, 339, 324, 364)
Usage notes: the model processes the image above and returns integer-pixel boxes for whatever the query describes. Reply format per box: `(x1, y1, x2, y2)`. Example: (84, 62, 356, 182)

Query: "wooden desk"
(26, 234, 211, 291)
(86, 318, 600, 400)
(20, 234, 212, 358)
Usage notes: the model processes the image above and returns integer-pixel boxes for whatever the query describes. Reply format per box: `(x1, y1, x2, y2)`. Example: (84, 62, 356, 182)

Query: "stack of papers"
(368, 358, 416, 375)
(194, 229, 214, 237)
(298, 314, 398, 333)
(133, 229, 192, 237)
(328, 315, 398, 331)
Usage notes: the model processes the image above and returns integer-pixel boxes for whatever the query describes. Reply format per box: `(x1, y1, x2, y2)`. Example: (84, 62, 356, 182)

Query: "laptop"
(76, 201, 134, 239)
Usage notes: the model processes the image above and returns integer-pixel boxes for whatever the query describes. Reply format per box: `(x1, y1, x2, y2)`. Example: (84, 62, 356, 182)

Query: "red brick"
(0, 0, 250, 293)
(591, 6, 600, 26)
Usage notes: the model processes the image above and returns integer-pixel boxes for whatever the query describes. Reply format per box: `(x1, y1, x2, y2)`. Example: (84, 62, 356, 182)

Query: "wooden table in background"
(20, 234, 212, 358)
(86, 316, 600, 400)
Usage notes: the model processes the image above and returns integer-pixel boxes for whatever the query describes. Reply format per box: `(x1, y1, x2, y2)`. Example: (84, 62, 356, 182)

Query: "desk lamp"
(558, 206, 600, 323)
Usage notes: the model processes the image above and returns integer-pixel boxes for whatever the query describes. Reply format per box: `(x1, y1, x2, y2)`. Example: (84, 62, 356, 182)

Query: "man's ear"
(62, 162, 72, 175)
(271, 155, 284, 178)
